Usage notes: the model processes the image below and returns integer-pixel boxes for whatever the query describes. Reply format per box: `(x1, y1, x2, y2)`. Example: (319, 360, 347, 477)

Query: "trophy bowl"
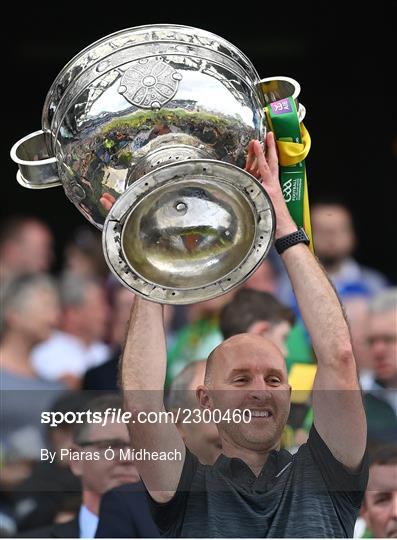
(11, 24, 303, 304)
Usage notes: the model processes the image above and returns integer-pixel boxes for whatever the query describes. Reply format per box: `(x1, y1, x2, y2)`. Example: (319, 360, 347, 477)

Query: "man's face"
(362, 464, 397, 538)
(367, 310, 397, 386)
(70, 420, 139, 495)
(18, 223, 54, 273)
(243, 260, 277, 294)
(76, 284, 109, 342)
(202, 335, 291, 452)
(179, 363, 222, 465)
(11, 287, 60, 344)
(311, 205, 354, 266)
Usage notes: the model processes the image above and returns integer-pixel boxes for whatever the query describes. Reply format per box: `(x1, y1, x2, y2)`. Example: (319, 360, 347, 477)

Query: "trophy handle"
(256, 76, 301, 106)
(10, 130, 61, 189)
(256, 76, 306, 122)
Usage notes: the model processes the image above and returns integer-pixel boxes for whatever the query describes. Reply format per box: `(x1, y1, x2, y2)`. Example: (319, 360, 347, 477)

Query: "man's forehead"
(368, 464, 397, 492)
(368, 310, 397, 330)
(313, 205, 350, 220)
(214, 335, 286, 371)
(89, 420, 129, 440)
(224, 334, 284, 353)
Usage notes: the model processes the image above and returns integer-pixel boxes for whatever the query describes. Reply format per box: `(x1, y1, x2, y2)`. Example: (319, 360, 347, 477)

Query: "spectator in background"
(167, 290, 236, 382)
(95, 482, 159, 538)
(242, 256, 279, 293)
(167, 360, 222, 465)
(12, 392, 85, 533)
(344, 296, 372, 376)
(220, 289, 295, 358)
(310, 199, 389, 296)
(32, 273, 110, 389)
(361, 446, 397, 538)
(23, 395, 142, 538)
(83, 285, 135, 392)
(0, 216, 54, 284)
(278, 198, 389, 308)
(0, 274, 62, 464)
(63, 226, 109, 280)
(84, 283, 174, 392)
(362, 289, 397, 447)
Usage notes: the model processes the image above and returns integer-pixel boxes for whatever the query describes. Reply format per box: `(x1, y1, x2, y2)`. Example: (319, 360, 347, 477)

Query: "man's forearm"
(280, 242, 353, 366)
(121, 297, 167, 396)
(273, 189, 353, 367)
(121, 297, 186, 500)
(252, 136, 365, 466)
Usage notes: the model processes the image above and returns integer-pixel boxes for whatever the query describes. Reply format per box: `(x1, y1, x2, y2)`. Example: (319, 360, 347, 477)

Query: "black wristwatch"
(275, 227, 310, 254)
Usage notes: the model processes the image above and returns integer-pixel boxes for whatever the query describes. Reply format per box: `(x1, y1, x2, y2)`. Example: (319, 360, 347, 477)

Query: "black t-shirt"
(148, 426, 368, 538)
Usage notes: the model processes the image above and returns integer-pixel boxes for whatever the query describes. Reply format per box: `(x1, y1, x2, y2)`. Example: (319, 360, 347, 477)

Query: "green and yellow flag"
(265, 97, 313, 253)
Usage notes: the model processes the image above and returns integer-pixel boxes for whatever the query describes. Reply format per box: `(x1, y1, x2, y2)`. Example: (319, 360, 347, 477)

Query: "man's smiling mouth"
(244, 409, 273, 420)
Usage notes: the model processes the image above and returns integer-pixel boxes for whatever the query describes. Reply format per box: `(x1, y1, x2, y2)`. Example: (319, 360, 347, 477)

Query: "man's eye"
(268, 377, 281, 385)
(374, 495, 390, 505)
(233, 377, 247, 384)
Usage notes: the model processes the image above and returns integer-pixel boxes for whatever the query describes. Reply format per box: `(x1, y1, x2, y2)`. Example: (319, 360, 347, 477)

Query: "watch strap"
(275, 227, 310, 254)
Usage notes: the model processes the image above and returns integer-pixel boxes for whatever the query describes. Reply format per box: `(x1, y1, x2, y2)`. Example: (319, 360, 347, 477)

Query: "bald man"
(122, 133, 368, 538)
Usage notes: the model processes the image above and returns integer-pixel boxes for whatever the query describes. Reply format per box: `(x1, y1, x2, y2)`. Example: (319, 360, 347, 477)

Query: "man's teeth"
(250, 410, 272, 417)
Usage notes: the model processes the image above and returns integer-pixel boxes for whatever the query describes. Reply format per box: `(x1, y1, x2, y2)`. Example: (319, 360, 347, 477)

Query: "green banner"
(266, 97, 305, 228)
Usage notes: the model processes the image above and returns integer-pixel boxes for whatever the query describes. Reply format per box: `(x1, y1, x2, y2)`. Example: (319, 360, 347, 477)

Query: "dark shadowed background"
(4, 2, 395, 280)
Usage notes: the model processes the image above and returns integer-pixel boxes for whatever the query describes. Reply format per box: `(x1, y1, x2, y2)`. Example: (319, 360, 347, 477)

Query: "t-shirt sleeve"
(307, 424, 369, 508)
(146, 447, 199, 536)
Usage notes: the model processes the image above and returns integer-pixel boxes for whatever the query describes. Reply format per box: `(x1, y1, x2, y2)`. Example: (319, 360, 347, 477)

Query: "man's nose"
(247, 381, 272, 401)
(370, 339, 387, 358)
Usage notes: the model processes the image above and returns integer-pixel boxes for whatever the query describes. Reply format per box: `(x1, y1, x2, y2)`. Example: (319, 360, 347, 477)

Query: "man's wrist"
(136, 296, 163, 309)
(275, 221, 298, 240)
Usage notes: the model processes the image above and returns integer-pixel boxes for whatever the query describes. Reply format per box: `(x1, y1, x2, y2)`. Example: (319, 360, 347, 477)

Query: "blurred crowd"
(0, 199, 396, 538)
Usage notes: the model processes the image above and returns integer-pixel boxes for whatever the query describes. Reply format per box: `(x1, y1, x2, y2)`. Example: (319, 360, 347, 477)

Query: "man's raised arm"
(249, 134, 366, 469)
(122, 297, 185, 502)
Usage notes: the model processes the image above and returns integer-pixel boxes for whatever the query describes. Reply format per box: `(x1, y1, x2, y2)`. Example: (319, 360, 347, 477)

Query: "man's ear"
(360, 498, 368, 522)
(247, 320, 270, 336)
(196, 386, 211, 409)
(360, 499, 372, 535)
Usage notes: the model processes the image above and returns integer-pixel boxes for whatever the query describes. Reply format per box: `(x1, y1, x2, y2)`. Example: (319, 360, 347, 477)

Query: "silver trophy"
(11, 24, 304, 304)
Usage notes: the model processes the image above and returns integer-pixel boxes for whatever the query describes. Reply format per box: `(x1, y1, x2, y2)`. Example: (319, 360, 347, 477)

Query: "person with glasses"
(23, 395, 145, 538)
(362, 289, 397, 448)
